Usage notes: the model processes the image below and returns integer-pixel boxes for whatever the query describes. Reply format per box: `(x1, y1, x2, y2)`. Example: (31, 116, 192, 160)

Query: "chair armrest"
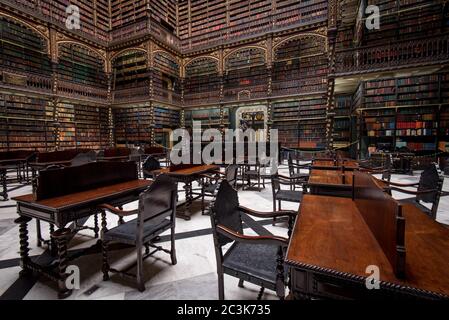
(217, 225, 288, 246)
(389, 187, 437, 196)
(98, 204, 138, 217)
(382, 180, 419, 187)
(239, 206, 297, 219)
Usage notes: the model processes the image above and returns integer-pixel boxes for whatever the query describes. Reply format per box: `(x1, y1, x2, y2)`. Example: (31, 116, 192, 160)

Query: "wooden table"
(13, 179, 151, 298)
(286, 194, 449, 300)
(307, 169, 354, 198)
(155, 164, 220, 220)
(312, 159, 359, 171)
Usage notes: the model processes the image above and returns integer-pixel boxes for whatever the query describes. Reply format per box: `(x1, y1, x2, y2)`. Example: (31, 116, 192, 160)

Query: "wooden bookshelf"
(184, 57, 221, 106)
(0, 16, 52, 75)
(58, 42, 107, 88)
(272, 36, 328, 97)
(0, 93, 54, 151)
(357, 72, 449, 158)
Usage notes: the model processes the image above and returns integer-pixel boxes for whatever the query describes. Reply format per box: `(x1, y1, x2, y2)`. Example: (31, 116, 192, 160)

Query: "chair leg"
(102, 239, 110, 281)
(136, 244, 145, 292)
(94, 213, 99, 239)
(257, 287, 265, 300)
(238, 279, 244, 288)
(218, 272, 225, 300)
(170, 225, 177, 265)
(201, 188, 206, 215)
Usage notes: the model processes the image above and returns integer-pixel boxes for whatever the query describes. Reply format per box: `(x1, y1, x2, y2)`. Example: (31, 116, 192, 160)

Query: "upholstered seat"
(274, 190, 303, 203)
(210, 180, 297, 300)
(104, 217, 171, 244)
(291, 173, 309, 180)
(100, 175, 178, 292)
(201, 165, 238, 215)
(223, 242, 279, 284)
(203, 183, 219, 194)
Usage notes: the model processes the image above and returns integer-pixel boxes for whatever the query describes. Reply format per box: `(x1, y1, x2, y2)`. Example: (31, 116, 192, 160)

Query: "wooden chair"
(99, 174, 178, 292)
(381, 164, 444, 220)
(243, 161, 265, 191)
(209, 180, 297, 300)
(200, 165, 238, 215)
(287, 153, 310, 189)
(359, 154, 393, 182)
(271, 174, 305, 225)
(142, 156, 161, 179)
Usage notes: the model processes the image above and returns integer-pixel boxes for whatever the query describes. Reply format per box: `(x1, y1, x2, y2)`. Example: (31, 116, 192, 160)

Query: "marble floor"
(0, 165, 448, 300)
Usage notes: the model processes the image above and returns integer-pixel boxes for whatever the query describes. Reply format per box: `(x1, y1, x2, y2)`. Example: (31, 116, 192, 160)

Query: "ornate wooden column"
(266, 37, 273, 142)
(326, 0, 338, 152)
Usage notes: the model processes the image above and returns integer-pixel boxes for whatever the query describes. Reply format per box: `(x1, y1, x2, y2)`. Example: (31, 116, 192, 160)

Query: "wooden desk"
(286, 195, 449, 300)
(0, 151, 36, 183)
(155, 164, 220, 220)
(308, 169, 353, 198)
(312, 159, 359, 171)
(12, 161, 149, 298)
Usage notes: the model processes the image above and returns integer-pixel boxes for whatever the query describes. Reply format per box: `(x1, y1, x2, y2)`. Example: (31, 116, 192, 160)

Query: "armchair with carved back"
(379, 164, 444, 220)
(99, 174, 178, 292)
(200, 164, 239, 215)
(210, 180, 297, 300)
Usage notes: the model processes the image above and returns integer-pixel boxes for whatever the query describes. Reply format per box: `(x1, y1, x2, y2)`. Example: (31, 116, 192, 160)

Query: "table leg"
(1, 170, 7, 201)
(51, 228, 72, 299)
(36, 219, 42, 247)
(15, 216, 32, 277)
(177, 181, 192, 221)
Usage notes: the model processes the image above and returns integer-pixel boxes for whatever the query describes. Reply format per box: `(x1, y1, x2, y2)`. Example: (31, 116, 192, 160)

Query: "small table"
(154, 165, 220, 220)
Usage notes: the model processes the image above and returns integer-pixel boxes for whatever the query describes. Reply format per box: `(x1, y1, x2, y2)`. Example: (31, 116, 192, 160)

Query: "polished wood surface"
(309, 169, 353, 185)
(313, 159, 359, 170)
(36, 149, 90, 163)
(287, 193, 449, 298)
(156, 164, 220, 176)
(13, 180, 151, 210)
(353, 171, 406, 278)
(401, 204, 449, 296)
(287, 194, 398, 282)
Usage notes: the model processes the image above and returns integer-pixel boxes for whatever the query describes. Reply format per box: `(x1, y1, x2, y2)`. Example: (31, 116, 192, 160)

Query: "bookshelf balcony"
(57, 80, 108, 103)
(334, 35, 449, 76)
(153, 88, 181, 105)
(184, 92, 221, 107)
(110, 19, 180, 51)
(0, 69, 52, 95)
(112, 86, 149, 104)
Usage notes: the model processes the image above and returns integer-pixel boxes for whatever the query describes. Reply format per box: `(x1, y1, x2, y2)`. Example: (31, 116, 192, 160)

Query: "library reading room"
(0, 0, 448, 303)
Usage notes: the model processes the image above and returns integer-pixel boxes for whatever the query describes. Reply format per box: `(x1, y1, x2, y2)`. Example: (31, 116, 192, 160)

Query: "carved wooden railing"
(184, 91, 221, 106)
(153, 88, 181, 105)
(334, 35, 449, 75)
(0, 69, 52, 93)
(57, 80, 108, 102)
(112, 86, 149, 104)
(109, 19, 180, 51)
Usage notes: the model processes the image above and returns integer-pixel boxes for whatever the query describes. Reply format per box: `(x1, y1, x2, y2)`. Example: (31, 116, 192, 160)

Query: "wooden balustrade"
(334, 35, 449, 75)
(112, 86, 149, 103)
(57, 80, 108, 102)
